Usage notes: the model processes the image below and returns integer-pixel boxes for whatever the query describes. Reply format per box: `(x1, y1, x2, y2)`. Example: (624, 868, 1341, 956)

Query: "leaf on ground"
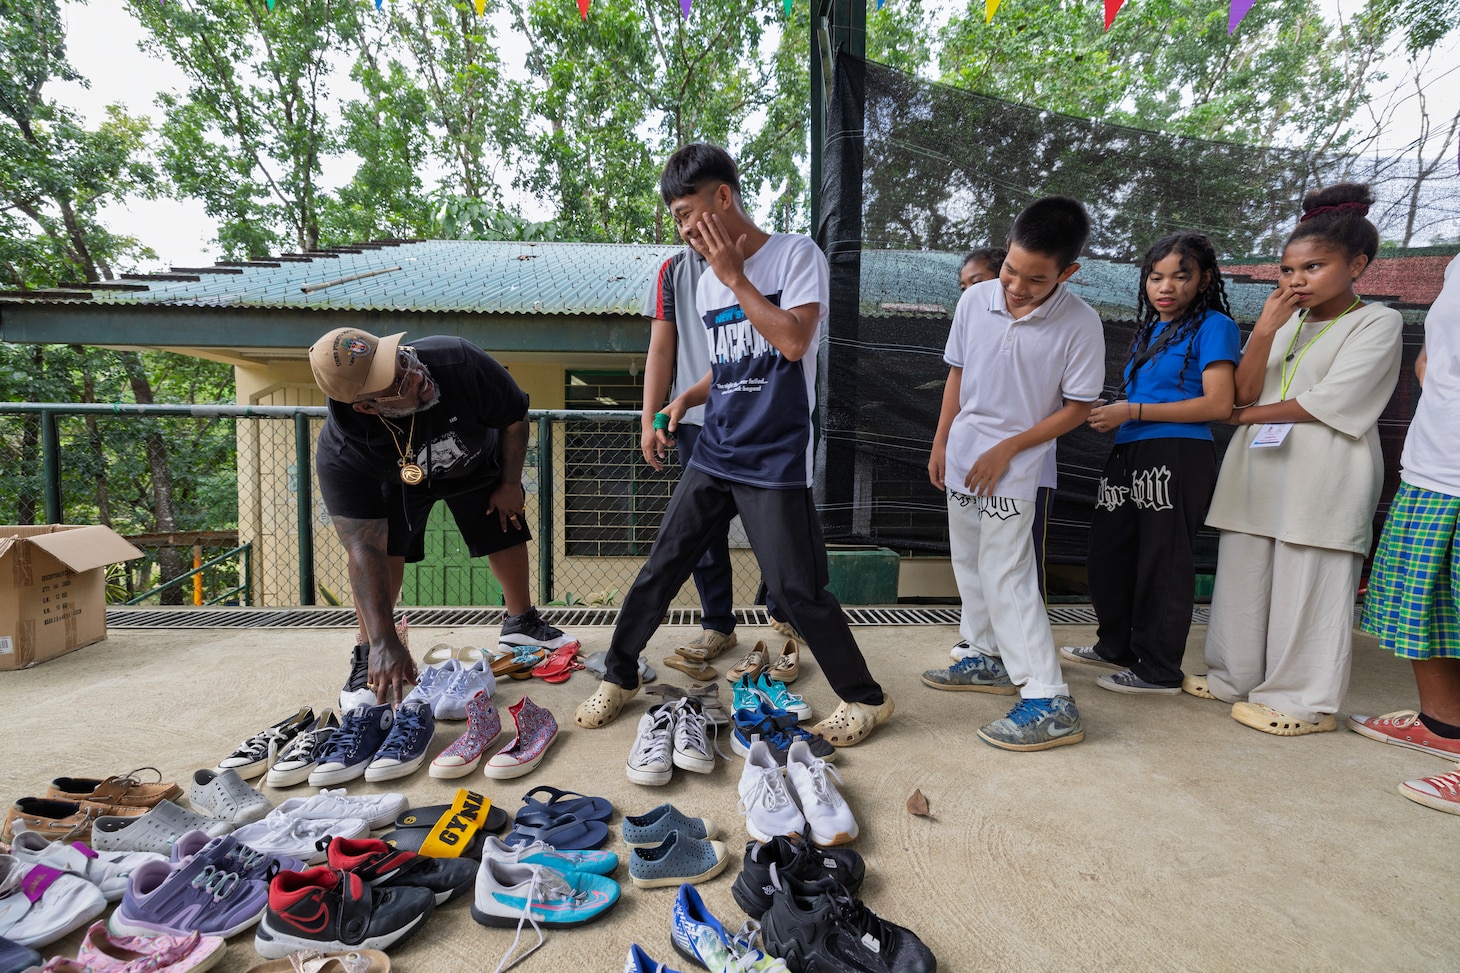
(907, 788, 932, 817)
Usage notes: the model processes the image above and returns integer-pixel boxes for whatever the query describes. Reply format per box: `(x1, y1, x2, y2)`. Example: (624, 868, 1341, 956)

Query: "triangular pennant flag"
(876, 0, 884, 8)
(375, 0, 383, 9)
(1104, 0, 1123, 29)
(679, 0, 691, 17)
(264, 0, 274, 10)
(984, 0, 999, 22)
(577, 0, 589, 18)
(782, 0, 792, 15)
(1228, 0, 1254, 32)
(473, 0, 485, 14)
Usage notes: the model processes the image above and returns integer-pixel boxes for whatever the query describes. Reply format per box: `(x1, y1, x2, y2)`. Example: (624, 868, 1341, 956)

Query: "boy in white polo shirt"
(925, 196, 1107, 751)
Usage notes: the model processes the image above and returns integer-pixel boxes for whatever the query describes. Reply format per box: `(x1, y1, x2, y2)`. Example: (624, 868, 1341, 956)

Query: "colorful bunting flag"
(1228, 0, 1254, 32)
(473, 0, 486, 14)
(876, 0, 884, 8)
(375, 0, 383, 9)
(264, 0, 274, 10)
(984, 0, 999, 22)
(680, 0, 692, 17)
(576, 0, 589, 17)
(783, 0, 792, 16)
(1104, 0, 1124, 29)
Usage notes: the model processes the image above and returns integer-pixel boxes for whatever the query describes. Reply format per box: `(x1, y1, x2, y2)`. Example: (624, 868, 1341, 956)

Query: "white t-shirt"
(689, 233, 828, 489)
(943, 279, 1106, 501)
(1401, 255, 1460, 498)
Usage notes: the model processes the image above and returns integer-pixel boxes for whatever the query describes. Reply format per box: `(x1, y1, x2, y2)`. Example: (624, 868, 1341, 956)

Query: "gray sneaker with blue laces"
(978, 696, 1085, 751)
(920, 653, 1017, 695)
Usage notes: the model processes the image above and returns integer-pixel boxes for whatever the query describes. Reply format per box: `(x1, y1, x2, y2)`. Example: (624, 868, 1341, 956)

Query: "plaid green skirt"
(1361, 480, 1460, 660)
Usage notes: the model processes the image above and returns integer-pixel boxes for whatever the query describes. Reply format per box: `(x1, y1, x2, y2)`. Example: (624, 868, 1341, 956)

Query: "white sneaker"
(626, 705, 675, 787)
(736, 740, 806, 843)
(268, 789, 408, 830)
(403, 659, 460, 708)
(7, 832, 165, 903)
(230, 814, 369, 865)
(0, 853, 108, 947)
(950, 639, 974, 662)
(433, 659, 496, 720)
(784, 740, 858, 846)
(671, 698, 716, 775)
(189, 768, 273, 825)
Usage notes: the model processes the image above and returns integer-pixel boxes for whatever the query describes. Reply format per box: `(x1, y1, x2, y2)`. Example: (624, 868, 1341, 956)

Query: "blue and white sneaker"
(625, 944, 686, 973)
(733, 703, 835, 764)
(670, 882, 789, 972)
(365, 700, 436, 782)
(402, 659, 459, 709)
(432, 659, 496, 720)
(920, 653, 1017, 695)
(751, 674, 811, 722)
(470, 858, 620, 928)
(977, 695, 1085, 751)
(479, 833, 619, 876)
(309, 704, 395, 786)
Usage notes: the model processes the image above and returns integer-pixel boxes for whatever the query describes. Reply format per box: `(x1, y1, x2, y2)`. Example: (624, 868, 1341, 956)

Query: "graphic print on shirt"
(411, 431, 479, 476)
(1095, 465, 1174, 512)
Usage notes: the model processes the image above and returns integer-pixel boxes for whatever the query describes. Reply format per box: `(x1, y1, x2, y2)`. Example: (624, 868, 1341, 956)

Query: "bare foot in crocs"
(675, 630, 736, 663)
(574, 680, 641, 729)
(812, 694, 895, 747)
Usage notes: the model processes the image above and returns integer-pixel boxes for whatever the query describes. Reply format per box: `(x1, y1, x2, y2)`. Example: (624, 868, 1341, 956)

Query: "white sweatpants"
(949, 491, 1068, 700)
(1203, 530, 1363, 723)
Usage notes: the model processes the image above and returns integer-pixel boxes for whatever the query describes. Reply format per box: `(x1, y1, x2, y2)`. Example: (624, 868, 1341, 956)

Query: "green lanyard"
(1279, 297, 1361, 401)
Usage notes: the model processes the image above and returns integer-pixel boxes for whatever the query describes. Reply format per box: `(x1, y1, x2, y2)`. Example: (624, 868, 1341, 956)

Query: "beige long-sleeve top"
(1206, 301, 1403, 555)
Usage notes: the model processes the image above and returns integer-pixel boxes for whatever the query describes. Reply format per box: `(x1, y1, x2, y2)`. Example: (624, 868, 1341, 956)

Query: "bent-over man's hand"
(487, 481, 526, 532)
(369, 641, 418, 709)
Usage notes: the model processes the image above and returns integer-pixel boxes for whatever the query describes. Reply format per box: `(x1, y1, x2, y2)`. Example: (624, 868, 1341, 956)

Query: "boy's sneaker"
(470, 857, 620, 928)
(325, 835, 476, 905)
(920, 653, 1017, 694)
(731, 836, 864, 919)
(760, 875, 936, 973)
(432, 660, 496, 721)
(108, 856, 269, 939)
(1096, 670, 1182, 695)
(266, 710, 341, 788)
(1398, 766, 1460, 814)
(730, 711, 791, 766)
(479, 833, 619, 876)
(670, 881, 789, 972)
(627, 705, 676, 786)
(252, 866, 434, 958)
(949, 638, 974, 662)
(309, 704, 395, 787)
(784, 740, 857, 847)
(1058, 644, 1123, 670)
(365, 700, 436, 782)
(978, 696, 1084, 751)
(431, 691, 501, 778)
(217, 707, 316, 780)
(339, 644, 377, 712)
(671, 698, 717, 775)
(499, 606, 574, 650)
(737, 740, 806, 844)
(1347, 711, 1460, 759)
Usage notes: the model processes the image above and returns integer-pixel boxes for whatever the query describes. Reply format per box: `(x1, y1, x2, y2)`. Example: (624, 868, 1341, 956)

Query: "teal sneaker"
(752, 674, 812, 721)
(920, 653, 1017, 695)
(977, 696, 1084, 751)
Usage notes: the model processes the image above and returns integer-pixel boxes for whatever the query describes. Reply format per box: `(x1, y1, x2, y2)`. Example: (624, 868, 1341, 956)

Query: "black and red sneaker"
(326, 835, 476, 904)
(252, 866, 435, 960)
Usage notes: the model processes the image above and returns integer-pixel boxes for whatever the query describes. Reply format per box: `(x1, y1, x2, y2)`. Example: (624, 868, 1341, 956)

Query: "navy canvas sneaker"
(365, 700, 435, 782)
(309, 704, 395, 786)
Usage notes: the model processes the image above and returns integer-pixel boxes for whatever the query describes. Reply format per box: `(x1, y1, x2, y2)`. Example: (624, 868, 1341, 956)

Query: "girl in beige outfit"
(1191, 183, 1403, 735)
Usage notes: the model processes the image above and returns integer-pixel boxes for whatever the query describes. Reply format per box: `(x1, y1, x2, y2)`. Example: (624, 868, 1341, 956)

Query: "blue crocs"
(628, 831, 728, 889)
(622, 804, 717, 849)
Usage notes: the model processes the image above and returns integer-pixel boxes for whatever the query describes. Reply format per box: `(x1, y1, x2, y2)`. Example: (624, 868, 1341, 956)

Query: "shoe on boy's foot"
(978, 696, 1084, 751)
(768, 616, 803, 643)
(920, 654, 1017, 695)
(676, 629, 737, 663)
(810, 695, 895, 748)
(339, 643, 377, 712)
(1398, 767, 1460, 814)
(574, 679, 641, 729)
(1231, 701, 1336, 736)
(1058, 645, 1123, 670)
(1096, 670, 1182, 695)
(949, 639, 974, 662)
(1347, 711, 1460, 759)
(498, 605, 574, 650)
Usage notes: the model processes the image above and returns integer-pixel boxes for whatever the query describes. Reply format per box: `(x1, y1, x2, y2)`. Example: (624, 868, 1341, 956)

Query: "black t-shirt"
(316, 336, 529, 519)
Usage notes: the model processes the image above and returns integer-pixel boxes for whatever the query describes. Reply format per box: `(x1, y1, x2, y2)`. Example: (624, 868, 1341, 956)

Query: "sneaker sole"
(977, 728, 1085, 751)
(429, 755, 484, 778)
(265, 764, 318, 788)
(1348, 719, 1460, 759)
(919, 674, 1018, 694)
(1096, 679, 1182, 696)
(1397, 780, 1460, 814)
(626, 764, 674, 786)
(808, 825, 859, 847)
(628, 850, 729, 889)
(482, 741, 556, 779)
(216, 758, 269, 780)
(253, 910, 429, 959)
(673, 749, 716, 774)
(111, 901, 266, 940)
(365, 753, 429, 782)
(1058, 646, 1124, 670)
(471, 900, 613, 927)
(499, 633, 575, 651)
(308, 762, 371, 787)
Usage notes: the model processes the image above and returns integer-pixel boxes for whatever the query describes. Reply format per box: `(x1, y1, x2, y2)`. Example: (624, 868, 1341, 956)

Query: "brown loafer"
(725, 642, 770, 682)
(2, 796, 144, 843)
(45, 767, 182, 809)
(766, 640, 800, 684)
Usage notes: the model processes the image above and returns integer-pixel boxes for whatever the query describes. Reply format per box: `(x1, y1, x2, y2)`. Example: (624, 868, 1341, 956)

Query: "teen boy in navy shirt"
(924, 197, 1106, 751)
(576, 143, 893, 747)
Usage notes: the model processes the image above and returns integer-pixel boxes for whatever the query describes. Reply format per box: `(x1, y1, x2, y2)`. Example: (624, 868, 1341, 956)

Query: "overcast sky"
(50, 0, 1457, 271)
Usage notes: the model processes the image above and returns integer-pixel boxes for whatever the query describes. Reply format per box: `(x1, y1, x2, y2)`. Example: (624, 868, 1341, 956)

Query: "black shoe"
(339, 643, 376, 712)
(254, 867, 435, 959)
(732, 836, 865, 918)
(326, 835, 476, 904)
(498, 606, 573, 650)
(217, 706, 316, 780)
(761, 875, 935, 973)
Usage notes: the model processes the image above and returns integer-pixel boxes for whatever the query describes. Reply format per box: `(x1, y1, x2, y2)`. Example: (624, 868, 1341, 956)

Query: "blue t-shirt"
(1115, 308, 1240, 444)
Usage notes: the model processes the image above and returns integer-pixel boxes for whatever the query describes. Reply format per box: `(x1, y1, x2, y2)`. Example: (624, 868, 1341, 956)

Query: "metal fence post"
(41, 410, 61, 523)
(295, 412, 316, 605)
(537, 414, 553, 605)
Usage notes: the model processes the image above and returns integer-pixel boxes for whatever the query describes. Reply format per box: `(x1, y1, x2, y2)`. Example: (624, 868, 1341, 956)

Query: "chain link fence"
(0, 405, 762, 610)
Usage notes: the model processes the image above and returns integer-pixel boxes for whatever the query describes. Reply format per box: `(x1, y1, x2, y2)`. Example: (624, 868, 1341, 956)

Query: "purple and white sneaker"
(108, 854, 269, 939)
(430, 691, 501, 779)
(170, 831, 304, 882)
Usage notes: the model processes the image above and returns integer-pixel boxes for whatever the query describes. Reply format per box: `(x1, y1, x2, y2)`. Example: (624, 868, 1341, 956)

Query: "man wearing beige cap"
(309, 327, 573, 706)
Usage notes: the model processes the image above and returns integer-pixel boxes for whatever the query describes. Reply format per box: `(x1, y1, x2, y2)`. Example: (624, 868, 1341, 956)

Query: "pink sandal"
(532, 641, 584, 684)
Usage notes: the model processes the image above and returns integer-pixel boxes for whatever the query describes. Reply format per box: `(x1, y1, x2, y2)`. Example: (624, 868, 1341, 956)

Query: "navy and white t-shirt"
(1116, 308, 1241, 444)
(642, 248, 709, 427)
(689, 233, 828, 490)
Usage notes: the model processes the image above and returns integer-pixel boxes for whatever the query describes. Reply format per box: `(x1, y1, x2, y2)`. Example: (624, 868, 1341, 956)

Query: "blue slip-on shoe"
(978, 695, 1085, 751)
(365, 700, 436, 783)
(671, 882, 789, 972)
(628, 831, 729, 889)
(622, 804, 717, 849)
(920, 653, 1017, 695)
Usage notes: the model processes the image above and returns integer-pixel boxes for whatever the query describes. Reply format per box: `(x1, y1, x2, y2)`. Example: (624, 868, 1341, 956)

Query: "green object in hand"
(653, 412, 670, 431)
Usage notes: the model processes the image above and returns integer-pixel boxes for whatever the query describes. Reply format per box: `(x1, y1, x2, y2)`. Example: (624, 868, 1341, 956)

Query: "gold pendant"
(399, 462, 425, 485)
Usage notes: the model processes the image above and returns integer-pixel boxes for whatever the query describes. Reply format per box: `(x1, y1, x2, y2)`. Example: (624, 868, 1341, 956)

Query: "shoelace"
(279, 726, 329, 763)
(1414, 771, 1460, 796)
(379, 709, 428, 758)
(1004, 698, 1052, 728)
(826, 889, 896, 949)
(189, 864, 242, 902)
(796, 757, 846, 809)
(319, 717, 370, 760)
(726, 919, 789, 972)
(737, 758, 796, 816)
(632, 709, 675, 767)
(492, 867, 591, 973)
(234, 724, 293, 761)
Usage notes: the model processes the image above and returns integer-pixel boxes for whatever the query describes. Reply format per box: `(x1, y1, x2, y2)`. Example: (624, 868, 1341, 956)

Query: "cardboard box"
(0, 525, 143, 670)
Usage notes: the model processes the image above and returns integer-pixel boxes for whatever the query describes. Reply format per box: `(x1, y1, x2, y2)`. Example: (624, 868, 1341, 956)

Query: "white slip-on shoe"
(6, 832, 165, 903)
(230, 814, 369, 865)
(91, 801, 233, 855)
(0, 853, 108, 948)
(269, 789, 408, 830)
(190, 768, 274, 825)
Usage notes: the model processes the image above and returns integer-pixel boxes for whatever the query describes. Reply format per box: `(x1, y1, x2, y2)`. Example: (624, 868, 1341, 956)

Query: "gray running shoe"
(978, 696, 1084, 751)
(920, 653, 1017, 695)
(1097, 669, 1182, 695)
(1058, 645, 1122, 670)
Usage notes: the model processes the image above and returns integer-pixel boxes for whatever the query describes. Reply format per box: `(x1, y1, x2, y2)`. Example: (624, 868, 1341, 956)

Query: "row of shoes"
(738, 739, 858, 847)
(666, 632, 800, 685)
(433, 695, 560, 781)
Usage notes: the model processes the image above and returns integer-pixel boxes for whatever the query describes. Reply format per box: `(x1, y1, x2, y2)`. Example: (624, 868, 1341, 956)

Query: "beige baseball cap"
(309, 327, 407, 402)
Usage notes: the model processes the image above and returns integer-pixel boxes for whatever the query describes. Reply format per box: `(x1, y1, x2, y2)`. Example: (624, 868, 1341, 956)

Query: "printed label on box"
(0, 637, 12, 656)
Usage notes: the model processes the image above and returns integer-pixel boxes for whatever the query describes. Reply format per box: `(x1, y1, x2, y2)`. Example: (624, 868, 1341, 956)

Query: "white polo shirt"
(943, 279, 1106, 501)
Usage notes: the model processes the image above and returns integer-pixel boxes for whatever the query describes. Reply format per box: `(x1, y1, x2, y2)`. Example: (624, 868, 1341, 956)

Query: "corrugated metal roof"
(0, 240, 682, 315)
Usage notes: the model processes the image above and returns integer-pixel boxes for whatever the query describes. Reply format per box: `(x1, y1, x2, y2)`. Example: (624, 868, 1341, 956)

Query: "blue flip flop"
(503, 813, 611, 851)
(515, 786, 614, 827)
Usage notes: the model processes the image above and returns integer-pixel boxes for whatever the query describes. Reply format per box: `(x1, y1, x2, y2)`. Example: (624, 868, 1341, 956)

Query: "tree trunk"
(120, 351, 185, 605)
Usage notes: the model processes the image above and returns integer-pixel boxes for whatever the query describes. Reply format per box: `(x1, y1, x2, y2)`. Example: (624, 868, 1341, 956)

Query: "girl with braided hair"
(1061, 232, 1240, 694)
(1192, 183, 1404, 736)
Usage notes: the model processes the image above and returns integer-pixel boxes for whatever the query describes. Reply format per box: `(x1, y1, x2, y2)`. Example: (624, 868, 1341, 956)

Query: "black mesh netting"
(815, 54, 1457, 575)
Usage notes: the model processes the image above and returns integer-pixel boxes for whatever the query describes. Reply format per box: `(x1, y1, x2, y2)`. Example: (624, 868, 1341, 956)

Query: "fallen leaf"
(906, 788, 932, 817)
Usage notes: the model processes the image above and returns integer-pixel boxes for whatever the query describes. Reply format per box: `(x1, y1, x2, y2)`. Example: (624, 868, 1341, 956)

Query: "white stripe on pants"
(1203, 530, 1363, 722)
(949, 491, 1068, 699)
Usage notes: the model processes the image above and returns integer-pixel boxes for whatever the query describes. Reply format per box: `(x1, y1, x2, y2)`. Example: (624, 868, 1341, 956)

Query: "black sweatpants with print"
(1086, 438, 1218, 688)
(603, 466, 884, 705)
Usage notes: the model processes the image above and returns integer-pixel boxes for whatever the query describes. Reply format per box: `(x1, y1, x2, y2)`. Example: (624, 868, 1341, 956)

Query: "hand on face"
(692, 213, 748, 285)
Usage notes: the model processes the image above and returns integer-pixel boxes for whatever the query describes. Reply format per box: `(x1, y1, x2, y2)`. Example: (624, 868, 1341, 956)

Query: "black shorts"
(383, 478, 532, 564)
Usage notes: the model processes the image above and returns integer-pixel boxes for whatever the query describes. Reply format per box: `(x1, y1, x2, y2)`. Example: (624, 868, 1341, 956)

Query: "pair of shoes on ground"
(1347, 710, 1460, 815)
(403, 659, 495, 720)
(664, 629, 737, 679)
(502, 788, 612, 852)
(621, 805, 727, 889)
(758, 872, 936, 973)
(646, 683, 731, 726)
(627, 698, 718, 786)
(927, 648, 1083, 750)
(732, 674, 811, 722)
(1182, 672, 1339, 736)
(727, 640, 799, 684)
(0, 853, 108, 948)
(217, 707, 318, 780)
(231, 790, 407, 864)
(1059, 645, 1183, 695)
(309, 701, 442, 787)
(3, 769, 182, 845)
(731, 703, 834, 766)
(625, 882, 788, 973)
(738, 738, 858, 847)
(6, 831, 166, 903)
(266, 711, 343, 787)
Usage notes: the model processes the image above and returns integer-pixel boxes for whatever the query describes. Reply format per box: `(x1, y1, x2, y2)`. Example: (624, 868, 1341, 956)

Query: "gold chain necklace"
(379, 414, 424, 484)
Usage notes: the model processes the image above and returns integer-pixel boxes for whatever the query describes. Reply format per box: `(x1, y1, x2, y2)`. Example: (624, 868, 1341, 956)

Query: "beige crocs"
(812, 694, 896, 747)
(1231, 701, 1336, 736)
(1181, 674, 1218, 700)
(675, 630, 737, 663)
(574, 679, 641, 729)
(769, 617, 804, 642)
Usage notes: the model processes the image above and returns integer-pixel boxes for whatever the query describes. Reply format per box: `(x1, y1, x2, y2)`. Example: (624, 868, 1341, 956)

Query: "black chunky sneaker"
(732, 836, 865, 918)
(498, 606, 574, 650)
(339, 643, 376, 712)
(760, 875, 936, 973)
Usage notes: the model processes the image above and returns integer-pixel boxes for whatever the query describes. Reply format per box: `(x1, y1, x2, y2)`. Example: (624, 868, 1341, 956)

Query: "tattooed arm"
(334, 515, 417, 706)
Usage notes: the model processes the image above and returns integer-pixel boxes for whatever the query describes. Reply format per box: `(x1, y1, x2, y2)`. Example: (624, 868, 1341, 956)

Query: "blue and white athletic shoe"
(480, 833, 619, 876)
(625, 943, 686, 973)
(471, 858, 619, 928)
(670, 882, 789, 972)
